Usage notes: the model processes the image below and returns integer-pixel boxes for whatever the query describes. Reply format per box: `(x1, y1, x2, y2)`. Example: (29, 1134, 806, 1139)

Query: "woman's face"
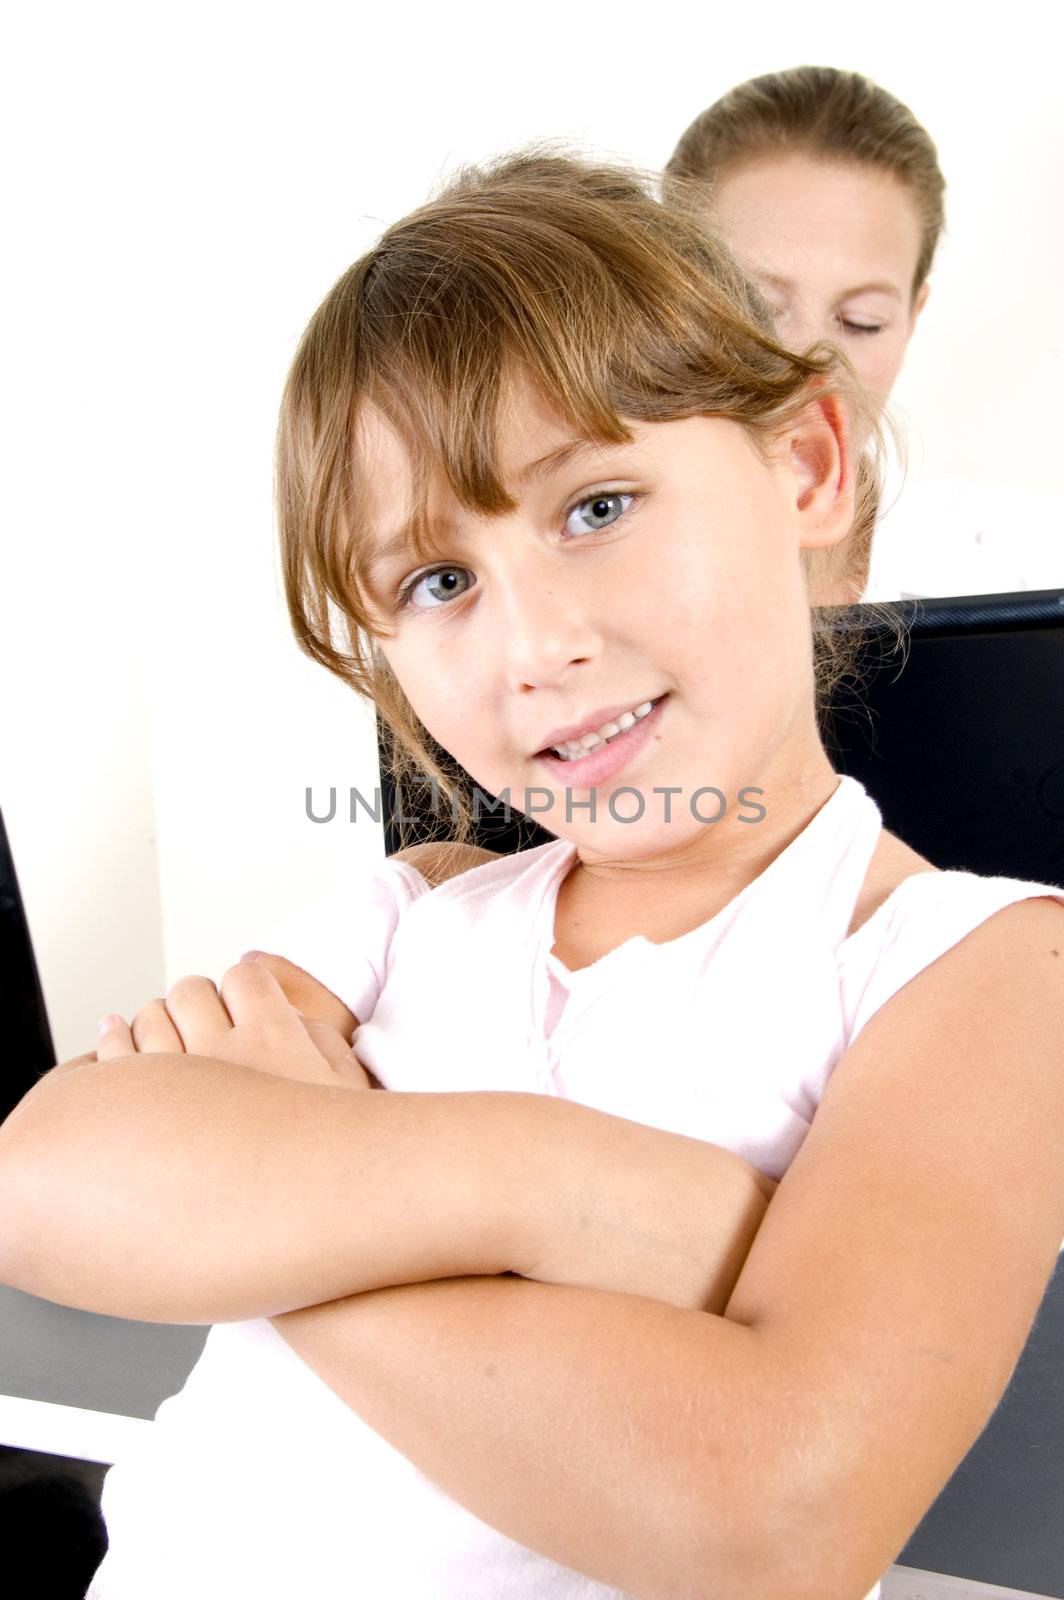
(708, 153, 929, 404)
(360, 375, 852, 870)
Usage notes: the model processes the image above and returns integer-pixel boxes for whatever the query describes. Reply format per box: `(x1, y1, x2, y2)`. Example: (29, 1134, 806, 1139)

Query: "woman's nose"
(775, 303, 821, 353)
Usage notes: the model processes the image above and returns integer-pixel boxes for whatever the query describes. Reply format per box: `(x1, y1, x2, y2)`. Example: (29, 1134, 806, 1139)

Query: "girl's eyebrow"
(365, 437, 637, 576)
(516, 433, 611, 487)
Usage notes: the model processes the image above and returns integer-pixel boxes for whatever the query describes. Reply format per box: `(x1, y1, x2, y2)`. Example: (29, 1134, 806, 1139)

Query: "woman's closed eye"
(838, 316, 886, 335)
(395, 489, 640, 612)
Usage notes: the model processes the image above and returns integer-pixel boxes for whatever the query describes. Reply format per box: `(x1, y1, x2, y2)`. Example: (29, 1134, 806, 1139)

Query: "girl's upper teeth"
(551, 700, 656, 759)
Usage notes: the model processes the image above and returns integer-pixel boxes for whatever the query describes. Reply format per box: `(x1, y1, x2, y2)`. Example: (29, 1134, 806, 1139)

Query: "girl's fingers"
(241, 951, 357, 1036)
(96, 1015, 135, 1059)
(97, 999, 184, 1059)
(162, 974, 235, 1054)
(219, 960, 303, 1030)
(301, 1019, 373, 1088)
(131, 998, 186, 1055)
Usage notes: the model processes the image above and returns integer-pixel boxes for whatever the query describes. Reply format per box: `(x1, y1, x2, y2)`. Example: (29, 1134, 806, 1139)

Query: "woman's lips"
(534, 694, 668, 786)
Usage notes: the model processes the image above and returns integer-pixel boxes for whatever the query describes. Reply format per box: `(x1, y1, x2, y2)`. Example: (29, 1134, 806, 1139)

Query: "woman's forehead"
(710, 154, 921, 302)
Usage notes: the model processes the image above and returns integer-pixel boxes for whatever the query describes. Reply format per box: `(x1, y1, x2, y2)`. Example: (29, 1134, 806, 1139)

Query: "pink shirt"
(88, 774, 1064, 1600)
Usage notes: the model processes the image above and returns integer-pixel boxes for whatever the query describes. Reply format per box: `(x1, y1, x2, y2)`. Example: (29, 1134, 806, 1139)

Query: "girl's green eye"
(396, 490, 636, 612)
(563, 491, 632, 537)
(397, 567, 471, 611)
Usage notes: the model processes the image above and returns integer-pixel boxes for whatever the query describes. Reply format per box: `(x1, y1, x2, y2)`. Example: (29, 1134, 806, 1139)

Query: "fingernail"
(240, 950, 265, 962)
(97, 1014, 121, 1037)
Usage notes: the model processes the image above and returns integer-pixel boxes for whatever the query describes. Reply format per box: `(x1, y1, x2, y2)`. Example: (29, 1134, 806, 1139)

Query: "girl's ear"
(779, 386, 856, 554)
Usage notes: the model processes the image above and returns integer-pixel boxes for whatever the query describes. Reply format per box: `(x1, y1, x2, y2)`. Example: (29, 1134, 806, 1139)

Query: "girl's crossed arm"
(257, 916, 1064, 1600)
(0, 958, 776, 1600)
(0, 957, 773, 1325)
(7, 907, 1063, 1600)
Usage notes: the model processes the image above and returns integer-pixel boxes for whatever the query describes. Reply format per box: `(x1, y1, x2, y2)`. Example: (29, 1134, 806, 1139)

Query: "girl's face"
(708, 154, 930, 405)
(361, 378, 852, 867)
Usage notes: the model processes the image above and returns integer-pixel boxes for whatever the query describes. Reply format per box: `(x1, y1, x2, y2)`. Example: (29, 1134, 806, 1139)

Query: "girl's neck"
(550, 764, 843, 972)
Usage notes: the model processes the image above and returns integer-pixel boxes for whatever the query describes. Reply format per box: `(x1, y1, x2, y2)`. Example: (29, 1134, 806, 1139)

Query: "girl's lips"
(534, 694, 668, 786)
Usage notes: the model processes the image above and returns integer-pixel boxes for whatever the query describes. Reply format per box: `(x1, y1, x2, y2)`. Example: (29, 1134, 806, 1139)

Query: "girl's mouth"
(534, 694, 668, 787)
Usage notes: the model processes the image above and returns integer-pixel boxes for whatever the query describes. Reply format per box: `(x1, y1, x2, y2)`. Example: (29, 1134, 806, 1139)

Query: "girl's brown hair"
(664, 66, 947, 301)
(276, 140, 905, 850)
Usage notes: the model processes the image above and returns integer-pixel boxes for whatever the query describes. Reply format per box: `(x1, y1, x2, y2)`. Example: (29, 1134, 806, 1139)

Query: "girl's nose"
(494, 562, 601, 689)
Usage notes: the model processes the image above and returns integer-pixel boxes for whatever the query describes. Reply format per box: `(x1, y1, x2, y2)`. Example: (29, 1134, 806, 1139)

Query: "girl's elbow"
(651, 1449, 803, 1600)
(617, 1455, 777, 1600)
(0, 1149, 50, 1289)
(0, 1165, 191, 1324)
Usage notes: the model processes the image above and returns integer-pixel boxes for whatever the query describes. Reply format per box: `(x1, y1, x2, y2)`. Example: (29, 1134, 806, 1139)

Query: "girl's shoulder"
(391, 840, 504, 889)
(846, 828, 940, 941)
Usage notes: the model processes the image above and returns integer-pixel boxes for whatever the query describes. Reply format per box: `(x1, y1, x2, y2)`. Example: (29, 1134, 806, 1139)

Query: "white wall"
(3, 0, 1061, 1062)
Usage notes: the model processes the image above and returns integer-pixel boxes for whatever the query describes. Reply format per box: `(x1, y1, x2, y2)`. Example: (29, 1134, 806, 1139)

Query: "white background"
(2, 0, 1061, 1061)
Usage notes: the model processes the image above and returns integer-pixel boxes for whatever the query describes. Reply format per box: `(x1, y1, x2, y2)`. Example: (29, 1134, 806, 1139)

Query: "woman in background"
(665, 65, 1057, 604)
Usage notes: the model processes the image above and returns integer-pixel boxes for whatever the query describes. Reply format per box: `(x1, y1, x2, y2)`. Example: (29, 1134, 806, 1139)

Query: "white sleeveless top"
(87, 775, 1064, 1600)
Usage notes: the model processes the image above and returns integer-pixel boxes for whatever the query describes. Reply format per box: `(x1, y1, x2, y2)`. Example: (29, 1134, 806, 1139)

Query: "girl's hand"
(237, 951, 385, 1090)
(95, 960, 372, 1089)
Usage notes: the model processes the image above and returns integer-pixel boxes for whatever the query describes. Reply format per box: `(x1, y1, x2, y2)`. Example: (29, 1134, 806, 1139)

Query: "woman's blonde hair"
(276, 140, 905, 850)
(664, 66, 947, 301)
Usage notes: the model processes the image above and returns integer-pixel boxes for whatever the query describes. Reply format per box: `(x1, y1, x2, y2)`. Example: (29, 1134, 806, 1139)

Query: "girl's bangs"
(347, 335, 636, 629)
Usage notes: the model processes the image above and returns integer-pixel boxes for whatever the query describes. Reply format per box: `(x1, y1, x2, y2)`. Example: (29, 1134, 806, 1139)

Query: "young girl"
(3, 146, 1064, 1600)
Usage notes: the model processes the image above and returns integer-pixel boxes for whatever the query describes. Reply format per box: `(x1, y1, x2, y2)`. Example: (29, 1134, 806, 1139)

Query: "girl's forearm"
(0, 1050, 773, 1326)
(270, 1275, 778, 1600)
(0, 1054, 537, 1322)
